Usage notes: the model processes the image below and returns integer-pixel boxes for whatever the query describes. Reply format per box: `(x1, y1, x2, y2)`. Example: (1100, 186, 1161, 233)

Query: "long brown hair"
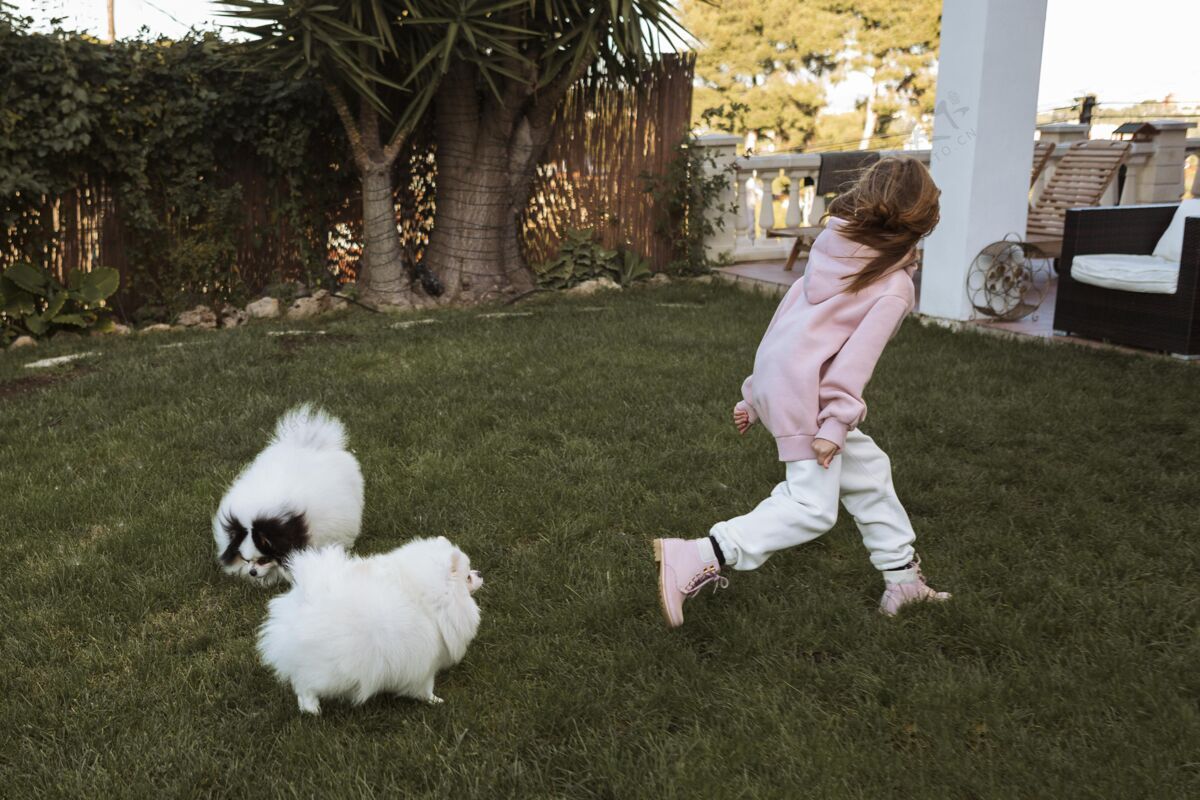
(826, 156, 941, 293)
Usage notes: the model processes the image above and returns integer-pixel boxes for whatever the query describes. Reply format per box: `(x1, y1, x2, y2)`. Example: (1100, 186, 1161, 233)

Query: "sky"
(11, 0, 1200, 113)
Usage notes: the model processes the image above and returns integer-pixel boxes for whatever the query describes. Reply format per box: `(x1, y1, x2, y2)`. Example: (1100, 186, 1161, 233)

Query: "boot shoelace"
(684, 565, 729, 597)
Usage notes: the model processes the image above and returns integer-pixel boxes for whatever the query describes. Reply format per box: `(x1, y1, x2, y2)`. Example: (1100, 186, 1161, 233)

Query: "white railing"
(731, 152, 819, 261)
(724, 149, 933, 262)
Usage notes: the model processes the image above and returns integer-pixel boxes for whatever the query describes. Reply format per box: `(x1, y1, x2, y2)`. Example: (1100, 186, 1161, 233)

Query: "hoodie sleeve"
(736, 375, 758, 423)
(736, 291, 796, 425)
(815, 295, 909, 447)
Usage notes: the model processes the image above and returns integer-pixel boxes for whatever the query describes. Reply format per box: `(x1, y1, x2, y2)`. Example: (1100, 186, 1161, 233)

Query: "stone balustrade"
(693, 139, 929, 263)
(730, 151, 822, 262)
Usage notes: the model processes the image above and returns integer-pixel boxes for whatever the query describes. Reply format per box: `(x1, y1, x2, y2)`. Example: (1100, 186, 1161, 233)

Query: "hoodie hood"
(802, 217, 880, 304)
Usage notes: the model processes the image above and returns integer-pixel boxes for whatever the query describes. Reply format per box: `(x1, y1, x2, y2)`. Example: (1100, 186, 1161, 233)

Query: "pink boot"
(653, 538, 727, 628)
(879, 559, 951, 616)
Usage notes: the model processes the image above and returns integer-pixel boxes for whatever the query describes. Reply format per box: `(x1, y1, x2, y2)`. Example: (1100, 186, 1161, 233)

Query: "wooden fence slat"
(521, 54, 696, 272)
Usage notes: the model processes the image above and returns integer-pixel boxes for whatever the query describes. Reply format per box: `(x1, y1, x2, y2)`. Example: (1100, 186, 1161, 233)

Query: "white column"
(694, 134, 741, 264)
(920, 0, 1048, 320)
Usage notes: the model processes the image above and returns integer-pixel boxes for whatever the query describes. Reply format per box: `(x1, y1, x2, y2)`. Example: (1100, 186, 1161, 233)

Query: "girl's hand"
(813, 438, 840, 468)
(733, 405, 752, 435)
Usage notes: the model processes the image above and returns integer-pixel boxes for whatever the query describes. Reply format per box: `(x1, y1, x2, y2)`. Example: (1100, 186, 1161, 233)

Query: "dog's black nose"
(249, 568, 258, 577)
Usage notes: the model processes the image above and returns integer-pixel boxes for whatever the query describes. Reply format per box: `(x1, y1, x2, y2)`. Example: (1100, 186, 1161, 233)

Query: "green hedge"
(0, 12, 354, 315)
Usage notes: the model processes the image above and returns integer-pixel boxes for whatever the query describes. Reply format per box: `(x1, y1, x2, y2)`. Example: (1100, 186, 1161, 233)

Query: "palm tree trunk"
(427, 139, 532, 302)
(358, 163, 414, 306)
(325, 83, 421, 309)
(424, 64, 536, 303)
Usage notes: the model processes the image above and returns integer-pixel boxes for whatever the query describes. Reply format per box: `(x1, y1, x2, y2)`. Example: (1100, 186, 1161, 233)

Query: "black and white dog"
(212, 405, 364, 586)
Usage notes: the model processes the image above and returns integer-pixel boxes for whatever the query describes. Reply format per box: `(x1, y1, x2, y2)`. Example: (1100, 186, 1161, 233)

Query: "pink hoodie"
(736, 218, 916, 461)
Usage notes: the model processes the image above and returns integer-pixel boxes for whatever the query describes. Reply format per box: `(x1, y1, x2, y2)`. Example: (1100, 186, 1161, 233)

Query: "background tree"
(683, 0, 843, 147)
(220, 0, 683, 308)
(840, 1, 940, 149)
(683, 0, 939, 150)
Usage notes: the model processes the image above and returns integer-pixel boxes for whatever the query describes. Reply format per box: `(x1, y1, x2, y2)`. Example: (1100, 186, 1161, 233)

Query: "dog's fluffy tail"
(271, 404, 348, 451)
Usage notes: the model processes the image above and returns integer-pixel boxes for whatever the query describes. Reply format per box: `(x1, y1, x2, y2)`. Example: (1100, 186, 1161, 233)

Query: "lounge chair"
(1030, 140, 1056, 188)
(1027, 139, 1131, 260)
(1053, 200, 1200, 355)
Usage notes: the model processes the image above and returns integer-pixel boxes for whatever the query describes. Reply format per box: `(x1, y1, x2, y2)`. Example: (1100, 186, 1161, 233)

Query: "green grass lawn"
(2, 283, 1197, 798)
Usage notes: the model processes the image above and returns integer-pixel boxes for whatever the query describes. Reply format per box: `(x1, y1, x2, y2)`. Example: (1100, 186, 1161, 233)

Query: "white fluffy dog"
(212, 405, 364, 586)
(257, 538, 483, 714)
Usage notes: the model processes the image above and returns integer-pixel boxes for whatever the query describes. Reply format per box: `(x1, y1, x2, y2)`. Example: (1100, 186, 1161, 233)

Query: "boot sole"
(652, 539, 679, 628)
(879, 591, 952, 616)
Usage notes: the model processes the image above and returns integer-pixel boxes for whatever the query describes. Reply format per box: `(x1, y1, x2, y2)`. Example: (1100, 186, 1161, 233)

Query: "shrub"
(644, 133, 735, 275)
(0, 11, 352, 314)
(534, 229, 650, 289)
(0, 263, 119, 341)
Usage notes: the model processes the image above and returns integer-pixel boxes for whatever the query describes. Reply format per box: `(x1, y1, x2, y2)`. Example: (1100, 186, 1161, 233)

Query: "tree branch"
(483, 62, 536, 140)
(382, 122, 408, 163)
(506, 52, 596, 195)
(359, 95, 384, 162)
(325, 81, 367, 167)
(382, 109, 418, 164)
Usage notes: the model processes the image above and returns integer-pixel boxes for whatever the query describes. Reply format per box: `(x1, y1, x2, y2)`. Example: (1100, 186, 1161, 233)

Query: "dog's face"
(217, 513, 308, 585)
(424, 537, 483, 664)
(446, 539, 483, 595)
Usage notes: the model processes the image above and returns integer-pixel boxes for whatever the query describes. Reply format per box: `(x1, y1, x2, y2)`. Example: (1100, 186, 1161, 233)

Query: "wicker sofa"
(1053, 203, 1200, 356)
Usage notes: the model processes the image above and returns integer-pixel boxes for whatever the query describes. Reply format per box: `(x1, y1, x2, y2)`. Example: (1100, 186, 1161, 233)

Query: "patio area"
(719, 240, 1198, 360)
(716, 258, 1139, 353)
(696, 0, 1199, 361)
(709, 112, 1199, 359)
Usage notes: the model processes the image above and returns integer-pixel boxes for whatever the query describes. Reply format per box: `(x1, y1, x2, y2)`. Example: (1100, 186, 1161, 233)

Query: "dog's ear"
(253, 529, 272, 552)
(251, 514, 307, 558)
(449, 549, 462, 576)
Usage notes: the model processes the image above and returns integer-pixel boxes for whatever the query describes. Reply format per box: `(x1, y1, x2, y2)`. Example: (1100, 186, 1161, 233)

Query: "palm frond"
(218, 0, 688, 131)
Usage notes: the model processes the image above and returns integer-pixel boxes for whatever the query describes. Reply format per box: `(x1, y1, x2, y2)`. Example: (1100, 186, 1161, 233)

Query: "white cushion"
(1071, 253, 1179, 294)
(1152, 199, 1200, 263)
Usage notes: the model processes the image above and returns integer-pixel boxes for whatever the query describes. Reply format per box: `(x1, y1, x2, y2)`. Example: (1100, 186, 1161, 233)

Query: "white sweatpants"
(710, 429, 916, 572)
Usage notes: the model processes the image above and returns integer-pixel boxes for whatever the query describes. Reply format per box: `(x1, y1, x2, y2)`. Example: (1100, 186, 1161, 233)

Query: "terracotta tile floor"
(716, 259, 1194, 361)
